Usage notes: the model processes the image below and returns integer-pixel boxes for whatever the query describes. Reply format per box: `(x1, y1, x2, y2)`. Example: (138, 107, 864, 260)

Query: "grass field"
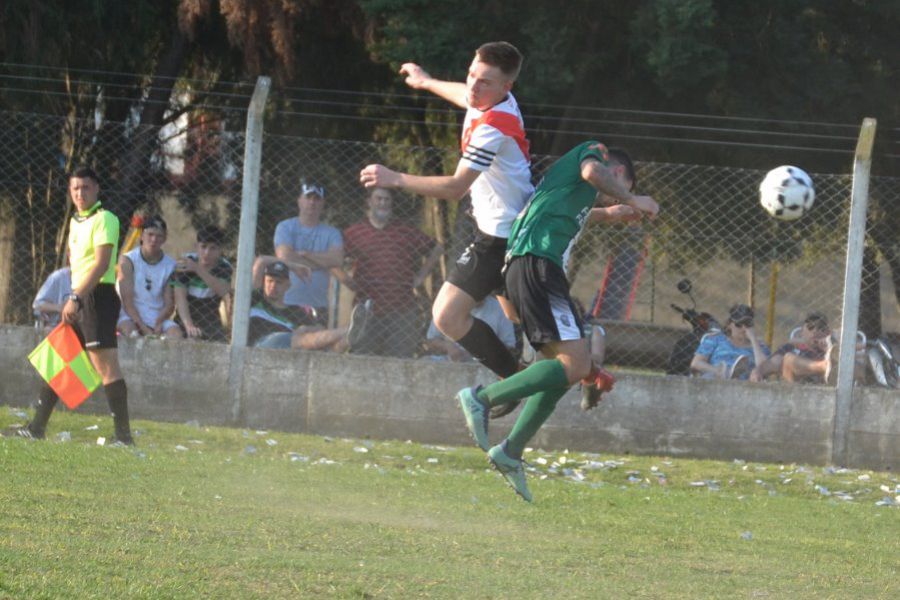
(1, 408, 898, 599)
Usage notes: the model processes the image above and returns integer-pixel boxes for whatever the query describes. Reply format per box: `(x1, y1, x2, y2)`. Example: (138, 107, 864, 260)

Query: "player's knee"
(433, 305, 464, 339)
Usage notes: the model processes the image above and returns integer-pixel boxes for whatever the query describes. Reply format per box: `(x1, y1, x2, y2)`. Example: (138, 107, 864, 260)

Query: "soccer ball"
(759, 165, 815, 221)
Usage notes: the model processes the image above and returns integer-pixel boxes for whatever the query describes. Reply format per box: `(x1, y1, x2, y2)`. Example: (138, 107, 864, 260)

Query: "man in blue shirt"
(274, 181, 343, 323)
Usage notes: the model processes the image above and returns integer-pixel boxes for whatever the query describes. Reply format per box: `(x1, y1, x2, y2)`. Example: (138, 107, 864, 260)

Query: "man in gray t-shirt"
(273, 182, 343, 320)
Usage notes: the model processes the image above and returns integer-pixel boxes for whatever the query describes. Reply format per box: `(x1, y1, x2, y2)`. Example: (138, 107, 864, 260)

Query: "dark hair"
(475, 41, 523, 80)
(804, 312, 829, 332)
(607, 148, 637, 191)
(196, 224, 225, 245)
(143, 215, 167, 232)
(69, 167, 99, 184)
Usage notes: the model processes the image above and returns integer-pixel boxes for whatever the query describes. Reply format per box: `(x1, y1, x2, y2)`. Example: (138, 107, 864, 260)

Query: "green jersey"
(506, 141, 609, 269)
(68, 202, 120, 287)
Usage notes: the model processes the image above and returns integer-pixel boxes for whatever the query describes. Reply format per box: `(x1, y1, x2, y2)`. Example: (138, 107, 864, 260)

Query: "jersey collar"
(73, 201, 103, 222)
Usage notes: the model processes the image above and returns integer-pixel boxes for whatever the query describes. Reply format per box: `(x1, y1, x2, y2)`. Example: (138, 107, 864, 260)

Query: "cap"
(300, 182, 325, 198)
(264, 261, 290, 279)
(144, 216, 167, 232)
(728, 304, 754, 322)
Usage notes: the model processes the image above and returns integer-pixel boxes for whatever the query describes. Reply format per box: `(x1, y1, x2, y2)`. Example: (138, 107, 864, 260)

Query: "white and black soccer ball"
(759, 165, 815, 221)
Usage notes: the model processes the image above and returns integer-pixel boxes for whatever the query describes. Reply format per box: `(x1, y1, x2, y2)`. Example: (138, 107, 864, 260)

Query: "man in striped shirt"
(359, 41, 532, 382)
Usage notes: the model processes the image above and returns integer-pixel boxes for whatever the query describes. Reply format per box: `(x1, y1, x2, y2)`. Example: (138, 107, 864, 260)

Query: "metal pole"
(228, 76, 271, 422)
(832, 117, 877, 466)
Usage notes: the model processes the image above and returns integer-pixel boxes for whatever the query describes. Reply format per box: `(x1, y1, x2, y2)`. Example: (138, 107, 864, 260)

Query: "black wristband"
(66, 293, 83, 309)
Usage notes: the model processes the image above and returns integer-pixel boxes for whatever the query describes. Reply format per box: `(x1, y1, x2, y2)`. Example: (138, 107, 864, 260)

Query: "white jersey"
(119, 247, 177, 325)
(460, 93, 533, 238)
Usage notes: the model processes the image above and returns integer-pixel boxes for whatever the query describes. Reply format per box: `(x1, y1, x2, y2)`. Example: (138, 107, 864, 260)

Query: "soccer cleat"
(487, 443, 532, 502)
(347, 299, 373, 350)
(457, 386, 489, 451)
(728, 355, 751, 380)
(1, 425, 42, 440)
(580, 366, 615, 411)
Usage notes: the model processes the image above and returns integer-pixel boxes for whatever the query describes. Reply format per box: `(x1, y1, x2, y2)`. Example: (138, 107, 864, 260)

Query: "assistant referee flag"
(28, 323, 101, 409)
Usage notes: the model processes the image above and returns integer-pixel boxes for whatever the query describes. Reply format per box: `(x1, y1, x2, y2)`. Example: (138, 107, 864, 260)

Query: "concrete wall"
(2, 325, 897, 470)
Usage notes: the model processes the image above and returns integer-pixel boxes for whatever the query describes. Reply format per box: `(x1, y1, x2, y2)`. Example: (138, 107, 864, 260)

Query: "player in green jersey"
(457, 142, 658, 501)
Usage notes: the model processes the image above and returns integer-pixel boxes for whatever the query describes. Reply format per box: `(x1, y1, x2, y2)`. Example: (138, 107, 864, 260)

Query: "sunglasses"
(735, 319, 754, 327)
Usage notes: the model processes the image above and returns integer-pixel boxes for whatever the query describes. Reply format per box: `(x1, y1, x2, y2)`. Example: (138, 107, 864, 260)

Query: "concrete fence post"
(832, 117, 877, 465)
(228, 76, 271, 422)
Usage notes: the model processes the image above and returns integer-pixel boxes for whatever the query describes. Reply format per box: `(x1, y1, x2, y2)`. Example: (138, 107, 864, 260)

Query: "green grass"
(1, 407, 898, 599)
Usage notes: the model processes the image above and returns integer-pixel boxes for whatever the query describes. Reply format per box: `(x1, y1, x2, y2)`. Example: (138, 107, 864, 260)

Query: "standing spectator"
(424, 296, 515, 362)
(274, 181, 343, 322)
(172, 225, 232, 342)
(343, 187, 444, 357)
(117, 216, 181, 339)
(7, 167, 133, 443)
(691, 304, 770, 380)
(32, 263, 72, 330)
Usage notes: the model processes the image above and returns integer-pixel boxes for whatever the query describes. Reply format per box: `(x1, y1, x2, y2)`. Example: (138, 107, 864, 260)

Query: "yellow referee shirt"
(67, 202, 120, 287)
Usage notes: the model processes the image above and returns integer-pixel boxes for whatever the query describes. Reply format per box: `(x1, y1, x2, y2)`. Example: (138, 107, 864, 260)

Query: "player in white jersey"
(117, 216, 181, 338)
(359, 42, 531, 380)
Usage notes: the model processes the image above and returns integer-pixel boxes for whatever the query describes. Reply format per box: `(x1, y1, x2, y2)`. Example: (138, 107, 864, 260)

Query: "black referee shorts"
(446, 230, 507, 301)
(504, 254, 584, 350)
(76, 283, 120, 349)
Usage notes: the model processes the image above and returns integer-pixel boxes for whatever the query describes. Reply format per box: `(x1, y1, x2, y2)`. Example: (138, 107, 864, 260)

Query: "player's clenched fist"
(399, 63, 432, 90)
(360, 164, 401, 189)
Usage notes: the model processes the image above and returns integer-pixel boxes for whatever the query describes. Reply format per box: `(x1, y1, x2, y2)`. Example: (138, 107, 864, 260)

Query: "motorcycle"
(666, 279, 721, 375)
(865, 334, 900, 388)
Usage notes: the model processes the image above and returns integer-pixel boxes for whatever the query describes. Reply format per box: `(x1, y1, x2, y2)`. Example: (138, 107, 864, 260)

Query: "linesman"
(17, 167, 133, 444)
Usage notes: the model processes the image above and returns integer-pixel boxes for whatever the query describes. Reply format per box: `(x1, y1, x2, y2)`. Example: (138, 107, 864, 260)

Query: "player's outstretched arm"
(359, 161, 481, 202)
(582, 160, 659, 219)
(400, 63, 467, 109)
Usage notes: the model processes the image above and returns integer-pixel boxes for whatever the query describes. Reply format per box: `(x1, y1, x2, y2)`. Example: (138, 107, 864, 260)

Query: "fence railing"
(1, 101, 897, 387)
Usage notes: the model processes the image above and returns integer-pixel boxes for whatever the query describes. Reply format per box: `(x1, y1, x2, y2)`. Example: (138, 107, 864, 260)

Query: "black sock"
(104, 379, 132, 442)
(28, 384, 59, 436)
(455, 318, 519, 378)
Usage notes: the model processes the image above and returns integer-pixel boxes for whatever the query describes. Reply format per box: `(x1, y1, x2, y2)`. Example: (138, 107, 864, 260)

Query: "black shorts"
(505, 254, 584, 349)
(77, 283, 120, 349)
(446, 230, 507, 301)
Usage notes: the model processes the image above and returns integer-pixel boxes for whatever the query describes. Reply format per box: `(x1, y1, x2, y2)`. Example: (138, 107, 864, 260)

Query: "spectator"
(343, 187, 444, 357)
(117, 216, 181, 339)
(690, 304, 770, 380)
(423, 296, 515, 362)
(32, 263, 72, 330)
(249, 256, 370, 351)
(172, 225, 233, 342)
(274, 181, 343, 322)
(751, 312, 837, 384)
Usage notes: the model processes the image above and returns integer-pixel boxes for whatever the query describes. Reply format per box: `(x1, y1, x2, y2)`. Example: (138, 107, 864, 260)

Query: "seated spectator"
(32, 264, 72, 330)
(117, 216, 182, 339)
(273, 180, 343, 323)
(342, 187, 444, 358)
(172, 225, 233, 342)
(423, 296, 515, 362)
(751, 312, 838, 384)
(249, 256, 370, 351)
(690, 304, 770, 380)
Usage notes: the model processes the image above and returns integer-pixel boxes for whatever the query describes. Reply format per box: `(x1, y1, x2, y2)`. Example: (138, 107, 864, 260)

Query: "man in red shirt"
(343, 187, 443, 357)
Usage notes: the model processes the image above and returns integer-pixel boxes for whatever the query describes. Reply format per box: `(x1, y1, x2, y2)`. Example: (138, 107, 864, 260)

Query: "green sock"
(476, 359, 569, 407)
(505, 385, 571, 459)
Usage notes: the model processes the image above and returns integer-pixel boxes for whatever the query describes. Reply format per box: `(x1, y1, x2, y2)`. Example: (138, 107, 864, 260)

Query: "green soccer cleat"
(457, 386, 489, 451)
(487, 443, 532, 502)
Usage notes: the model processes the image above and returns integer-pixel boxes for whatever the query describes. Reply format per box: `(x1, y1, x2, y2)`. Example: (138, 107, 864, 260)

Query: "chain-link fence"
(3, 107, 900, 381)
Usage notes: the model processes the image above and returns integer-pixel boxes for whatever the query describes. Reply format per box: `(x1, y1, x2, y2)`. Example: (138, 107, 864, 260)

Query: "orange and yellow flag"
(28, 323, 101, 409)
